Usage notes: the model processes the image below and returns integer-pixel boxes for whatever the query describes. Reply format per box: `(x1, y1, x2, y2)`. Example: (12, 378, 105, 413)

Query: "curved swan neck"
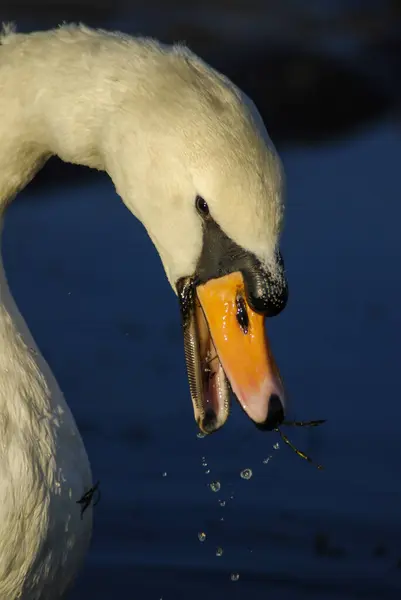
(0, 24, 285, 293)
(0, 220, 24, 341)
(0, 25, 158, 209)
(0, 25, 206, 285)
(0, 26, 193, 285)
(0, 223, 56, 413)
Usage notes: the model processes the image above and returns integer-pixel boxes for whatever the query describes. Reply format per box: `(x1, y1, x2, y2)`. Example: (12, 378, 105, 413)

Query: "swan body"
(0, 24, 286, 599)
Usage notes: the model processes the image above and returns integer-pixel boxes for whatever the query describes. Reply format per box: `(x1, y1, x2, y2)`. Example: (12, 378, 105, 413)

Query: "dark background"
(1, 1, 401, 598)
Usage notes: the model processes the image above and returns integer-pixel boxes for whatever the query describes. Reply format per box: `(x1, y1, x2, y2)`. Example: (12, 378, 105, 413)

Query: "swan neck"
(0, 220, 13, 309)
(0, 30, 125, 211)
(0, 221, 41, 369)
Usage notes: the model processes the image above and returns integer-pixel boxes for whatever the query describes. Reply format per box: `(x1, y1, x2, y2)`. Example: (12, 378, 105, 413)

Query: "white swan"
(0, 24, 288, 599)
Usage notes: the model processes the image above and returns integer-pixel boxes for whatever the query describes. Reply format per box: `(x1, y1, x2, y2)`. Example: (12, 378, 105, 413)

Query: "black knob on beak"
(255, 394, 285, 431)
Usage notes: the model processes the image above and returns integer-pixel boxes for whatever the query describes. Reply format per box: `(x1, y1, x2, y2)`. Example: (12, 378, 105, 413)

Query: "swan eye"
(195, 195, 209, 217)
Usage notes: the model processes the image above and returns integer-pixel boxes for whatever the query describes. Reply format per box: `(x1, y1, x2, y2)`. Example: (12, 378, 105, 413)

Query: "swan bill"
(196, 272, 286, 430)
(178, 272, 286, 435)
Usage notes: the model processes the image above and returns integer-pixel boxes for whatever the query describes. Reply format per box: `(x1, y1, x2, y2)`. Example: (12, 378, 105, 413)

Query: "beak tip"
(254, 393, 285, 431)
(199, 409, 220, 435)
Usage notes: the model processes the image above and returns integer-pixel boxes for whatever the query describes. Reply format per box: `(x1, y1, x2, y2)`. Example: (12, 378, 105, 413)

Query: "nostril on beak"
(255, 394, 285, 431)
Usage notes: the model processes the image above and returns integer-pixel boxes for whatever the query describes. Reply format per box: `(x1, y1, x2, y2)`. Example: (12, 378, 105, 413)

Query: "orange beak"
(196, 271, 285, 428)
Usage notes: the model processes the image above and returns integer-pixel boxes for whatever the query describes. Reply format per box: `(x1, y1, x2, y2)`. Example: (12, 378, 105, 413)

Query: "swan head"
(108, 48, 287, 433)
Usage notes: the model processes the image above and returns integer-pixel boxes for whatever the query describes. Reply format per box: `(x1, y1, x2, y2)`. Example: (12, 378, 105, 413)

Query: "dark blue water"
(3, 121, 401, 599)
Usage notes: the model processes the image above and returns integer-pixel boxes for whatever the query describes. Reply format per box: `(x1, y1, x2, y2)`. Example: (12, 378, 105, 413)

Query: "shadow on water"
(1, 1, 401, 598)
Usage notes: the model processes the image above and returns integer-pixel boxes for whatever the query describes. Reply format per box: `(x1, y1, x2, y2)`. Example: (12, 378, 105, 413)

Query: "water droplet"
(198, 531, 206, 542)
(240, 468, 253, 480)
(216, 547, 224, 557)
(162, 472, 167, 477)
(209, 481, 221, 492)
(220, 517, 224, 522)
(218, 499, 226, 507)
(230, 573, 240, 582)
(205, 469, 210, 474)
(263, 456, 272, 464)
(197, 432, 206, 439)
(273, 442, 280, 450)
(230, 494, 235, 500)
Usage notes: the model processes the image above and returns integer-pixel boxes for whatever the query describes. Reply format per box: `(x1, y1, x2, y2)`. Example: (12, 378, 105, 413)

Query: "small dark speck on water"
(373, 544, 387, 557)
(314, 533, 346, 559)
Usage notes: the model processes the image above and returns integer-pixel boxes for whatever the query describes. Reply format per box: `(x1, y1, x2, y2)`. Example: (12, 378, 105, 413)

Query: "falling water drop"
(218, 499, 226, 507)
(197, 432, 206, 439)
(162, 472, 167, 477)
(209, 481, 221, 492)
(273, 442, 280, 450)
(240, 468, 253, 480)
(263, 456, 272, 464)
(205, 469, 210, 475)
(216, 547, 224, 557)
(198, 532, 207, 542)
(230, 573, 240, 582)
